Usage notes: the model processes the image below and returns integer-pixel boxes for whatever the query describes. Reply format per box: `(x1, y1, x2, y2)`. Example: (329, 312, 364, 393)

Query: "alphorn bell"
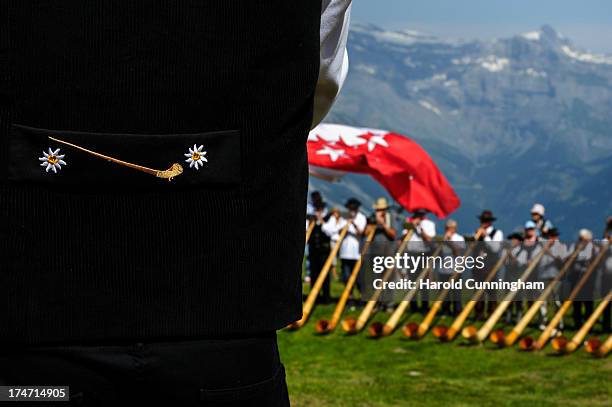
(342, 228, 415, 334)
(375, 245, 442, 338)
(462, 240, 550, 344)
(585, 335, 612, 357)
(433, 250, 509, 342)
(411, 236, 484, 339)
(316, 226, 376, 334)
(523, 242, 609, 351)
(500, 244, 583, 347)
(551, 290, 612, 354)
(288, 223, 350, 330)
(305, 220, 316, 245)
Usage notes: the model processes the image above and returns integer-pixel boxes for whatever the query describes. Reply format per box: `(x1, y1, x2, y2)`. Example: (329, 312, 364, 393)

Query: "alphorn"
(521, 242, 609, 351)
(551, 290, 612, 354)
(374, 245, 442, 338)
(305, 220, 316, 245)
(585, 335, 612, 357)
(410, 237, 484, 339)
(462, 241, 550, 344)
(288, 223, 350, 330)
(342, 228, 415, 334)
(316, 226, 376, 334)
(433, 250, 509, 342)
(49, 136, 183, 180)
(499, 243, 583, 347)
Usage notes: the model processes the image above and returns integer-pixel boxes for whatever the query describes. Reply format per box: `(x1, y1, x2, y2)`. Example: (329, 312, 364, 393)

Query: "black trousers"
(568, 270, 596, 329)
(0, 332, 289, 407)
(309, 249, 331, 303)
(602, 272, 612, 333)
(437, 273, 462, 316)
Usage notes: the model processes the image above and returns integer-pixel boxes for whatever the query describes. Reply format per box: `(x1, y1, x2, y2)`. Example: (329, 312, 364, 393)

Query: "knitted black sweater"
(0, 1, 320, 344)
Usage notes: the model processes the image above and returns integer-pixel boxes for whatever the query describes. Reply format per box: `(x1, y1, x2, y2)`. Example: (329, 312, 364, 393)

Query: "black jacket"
(1, 0, 321, 344)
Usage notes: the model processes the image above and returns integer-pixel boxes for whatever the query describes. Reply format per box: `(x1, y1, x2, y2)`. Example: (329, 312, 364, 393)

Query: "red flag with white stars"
(308, 124, 460, 218)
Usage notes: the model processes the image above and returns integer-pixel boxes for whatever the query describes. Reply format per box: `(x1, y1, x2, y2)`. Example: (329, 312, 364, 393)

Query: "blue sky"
(352, 0, 612, 53)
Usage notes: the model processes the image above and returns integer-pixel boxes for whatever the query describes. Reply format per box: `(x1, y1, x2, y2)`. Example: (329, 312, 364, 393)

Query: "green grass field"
(278, 279, 612, 406)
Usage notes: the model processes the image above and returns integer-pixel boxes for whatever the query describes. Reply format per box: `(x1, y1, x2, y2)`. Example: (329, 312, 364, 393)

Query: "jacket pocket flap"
(8, 124, 241, 189)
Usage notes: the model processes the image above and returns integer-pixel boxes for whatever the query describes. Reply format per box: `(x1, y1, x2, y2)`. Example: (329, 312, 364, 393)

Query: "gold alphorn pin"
(48, 136, 183, 181)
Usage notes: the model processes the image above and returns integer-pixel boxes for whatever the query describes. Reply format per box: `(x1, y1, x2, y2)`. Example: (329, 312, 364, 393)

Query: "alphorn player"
(523, 221, 544, 322)
(438, 219, 466, 316)
(567, 229, 597, 330)
(338, 198, 368, 299)
(369, 198, 398, 312)
(404, 209, 437, 314)
(505, 232, 525, 324)
(305, 191, 328, 282)
(326, 207, 343, 280)
(1, 0, 353, 404)
(308, 201, 336, 304)
(474, 210, 504, 319)
(371, 198, 397, 241)
(507, 222, 542, 323)
(530, 203, 554, 238)
(600, 221, 612, 333)
(307, 191, 328, 218)
(537, 228, 568, 330)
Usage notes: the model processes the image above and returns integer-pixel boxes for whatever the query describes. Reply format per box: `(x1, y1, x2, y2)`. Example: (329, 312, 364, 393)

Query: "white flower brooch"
(38, 147, 67, 173)
(184, 144, 208, 170)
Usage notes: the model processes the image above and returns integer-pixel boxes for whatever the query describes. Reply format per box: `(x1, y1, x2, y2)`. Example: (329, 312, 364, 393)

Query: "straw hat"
(372, 197, 389, 210)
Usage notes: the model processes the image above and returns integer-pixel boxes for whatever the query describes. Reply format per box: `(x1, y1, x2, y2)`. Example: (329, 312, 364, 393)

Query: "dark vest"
(1, 1, 321, 344)
(308, 221, 331, 253)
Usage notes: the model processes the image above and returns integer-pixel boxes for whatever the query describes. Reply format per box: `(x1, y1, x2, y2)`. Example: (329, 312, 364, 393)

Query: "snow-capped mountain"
(312, 24, 612, 236)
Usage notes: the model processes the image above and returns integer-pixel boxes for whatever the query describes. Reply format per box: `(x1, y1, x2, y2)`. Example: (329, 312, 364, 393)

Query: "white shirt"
(569, 241, 596, 273)
(321, 215, 341, 241)
(404, 219, 436, 253)
(403, 219, 436, 240)
(483, 225, 504, 253)
(483, 225, 503, 242)
(417, 219, 437, 240)
(445, 232, 465, 244)
(313, 0, 352, 128)
(603, 244, 612, 275)
(513, 242, 543, 268)
(538, 240, 568, 280)
(338, 212, 367, 260)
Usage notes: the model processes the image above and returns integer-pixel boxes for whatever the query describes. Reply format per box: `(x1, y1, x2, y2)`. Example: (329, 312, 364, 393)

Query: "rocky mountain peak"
(315, 23, 612, 236)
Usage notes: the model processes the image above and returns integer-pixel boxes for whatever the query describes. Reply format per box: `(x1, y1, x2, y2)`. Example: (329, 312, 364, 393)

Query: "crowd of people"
(305, 192, 612, 334)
